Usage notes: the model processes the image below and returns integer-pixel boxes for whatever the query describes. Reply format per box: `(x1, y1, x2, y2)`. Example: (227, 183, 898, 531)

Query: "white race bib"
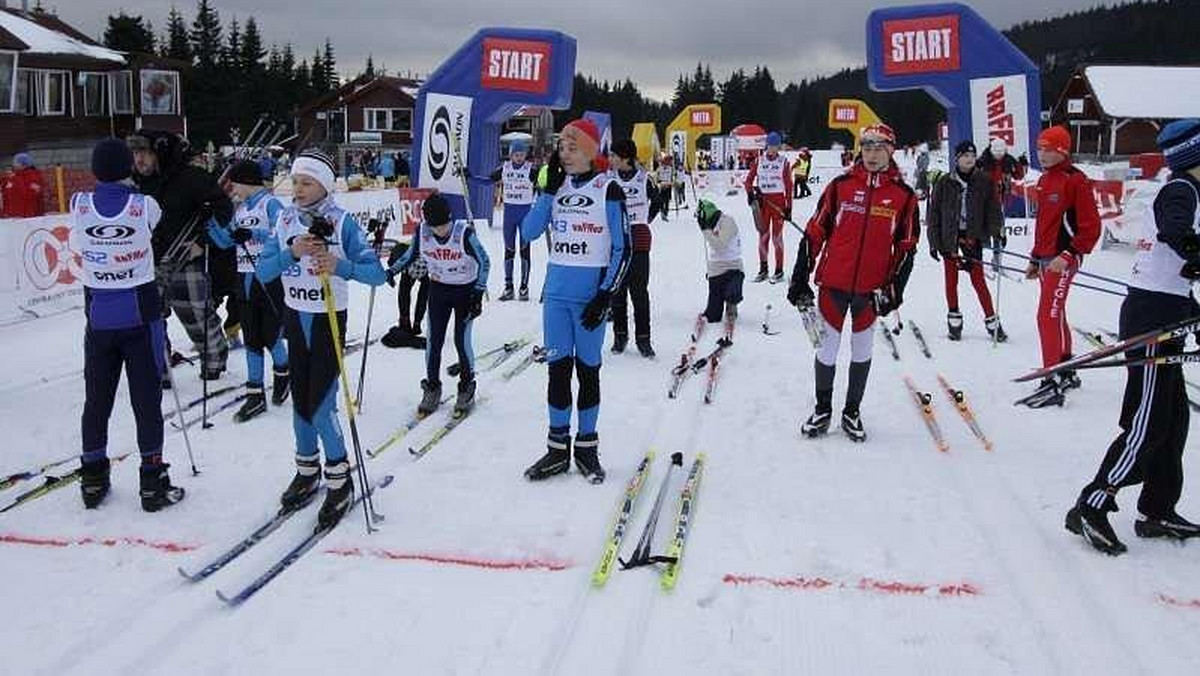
(72, 193, 156, 289)
(276, 205, 350, 313)
(549, 175, 614, 268)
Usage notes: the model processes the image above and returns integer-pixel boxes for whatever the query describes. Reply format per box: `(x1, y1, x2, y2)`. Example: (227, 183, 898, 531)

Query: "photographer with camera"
(255, 149, 386, 528)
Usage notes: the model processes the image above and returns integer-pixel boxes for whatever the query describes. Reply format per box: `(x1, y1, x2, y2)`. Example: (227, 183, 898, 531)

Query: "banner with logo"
(5, 215, 84, 317)
(866, 4, 1042, 167)
(668, 130, 687, 165)
(417, 92, 474, 197)
(826, 98, 884, 149)
(665, 103, 721, 171)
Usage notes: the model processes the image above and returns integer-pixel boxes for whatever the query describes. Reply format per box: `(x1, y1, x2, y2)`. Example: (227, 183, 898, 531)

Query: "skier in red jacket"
(2, 153, 45, 217)
(1018, 126, 1102, 408)
(787, 123, 920, 441)
(744, 132, 793, 282)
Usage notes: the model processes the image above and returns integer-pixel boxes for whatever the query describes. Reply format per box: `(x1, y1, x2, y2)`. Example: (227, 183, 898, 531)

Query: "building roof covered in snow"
(1083, 65, 1200, 120)
(0, 9, 124, 65)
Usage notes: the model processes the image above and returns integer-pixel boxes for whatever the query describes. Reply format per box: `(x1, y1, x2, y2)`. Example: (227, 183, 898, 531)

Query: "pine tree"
(364, 54, 375, 78)
(240, 18, 266, 73)
(190, 0, 222, 71)
(310, 50, 326, 92)
(221, 17, 241, 72)
(104, 13, 156, 54)
(322, 38, 338, 90)
(163, 7, 191, 62)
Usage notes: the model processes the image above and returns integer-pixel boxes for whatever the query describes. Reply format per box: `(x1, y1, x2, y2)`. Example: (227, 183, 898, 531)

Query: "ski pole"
(163, 333, 200, 475)
(321, 275, 383, 533)
(201, 241, 213, 431)
(969, 258, 1127, 298)
(985, 246, 1129, 288)
(621, 452, 683, 569)
(237, 241, 281, 317)
(354, 220, 388, 412)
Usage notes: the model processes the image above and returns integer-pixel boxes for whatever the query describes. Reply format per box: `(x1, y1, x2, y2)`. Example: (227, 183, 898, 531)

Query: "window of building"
(110, 71, 133, 114)
(0, 52, 16, 113)
(82, 72, 109, 116)
(15, 68, 35, 115)
(140, 70, 180, 116)
(363, 107, 413, 133)
(40, 70, 70, 116)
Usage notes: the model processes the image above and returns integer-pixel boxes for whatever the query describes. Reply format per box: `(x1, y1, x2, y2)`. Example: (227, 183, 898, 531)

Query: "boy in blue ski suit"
(521, 118, 629, 484)
(483, 139, 537, 300)
(256, 150, 385, 528)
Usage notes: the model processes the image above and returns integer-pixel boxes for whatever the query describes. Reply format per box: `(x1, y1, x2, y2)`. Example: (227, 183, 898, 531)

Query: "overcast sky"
(69, 0, 1112, 100)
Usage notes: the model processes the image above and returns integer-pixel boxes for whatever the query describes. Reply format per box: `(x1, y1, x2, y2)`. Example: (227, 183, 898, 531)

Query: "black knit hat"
(422, 193, 452, 227)
(227, 159, 265, 186)
(954, 139, 977, 157)
(611, 138, 638, 162)
(91, 138, 133, 182)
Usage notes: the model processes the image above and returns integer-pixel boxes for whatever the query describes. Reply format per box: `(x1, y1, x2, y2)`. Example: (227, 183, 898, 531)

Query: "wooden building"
(295, 75, 420, 165)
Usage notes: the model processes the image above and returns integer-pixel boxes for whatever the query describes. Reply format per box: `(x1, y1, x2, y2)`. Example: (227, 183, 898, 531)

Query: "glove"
(545, 151, 566, 195)
(231, 228, 253, 245)
(468, 288, 485, 319)
(787, 278, 814, 310)
(783, 207, 793, 222)
(874, 285, 901, 316)
(385, 267, 398, 288)
(929, 248, 940, 262)
(580, 290, 611, 331)
(747, 187, 762, 206)
(1181, 260, 1200, 281)
(995, 234, 1008, 249)
(206, 219, 233, 249)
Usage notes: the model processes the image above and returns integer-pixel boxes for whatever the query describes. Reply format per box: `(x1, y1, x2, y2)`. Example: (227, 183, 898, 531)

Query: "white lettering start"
(890, 28, 954, 63)
(487, 49, 545, 82)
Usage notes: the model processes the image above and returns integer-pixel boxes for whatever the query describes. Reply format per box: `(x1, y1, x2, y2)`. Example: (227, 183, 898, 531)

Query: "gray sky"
(69, 0, 1111, 101)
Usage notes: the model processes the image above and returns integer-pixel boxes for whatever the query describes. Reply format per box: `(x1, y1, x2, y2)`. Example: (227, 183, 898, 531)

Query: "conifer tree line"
(101, 0, 1200, 150)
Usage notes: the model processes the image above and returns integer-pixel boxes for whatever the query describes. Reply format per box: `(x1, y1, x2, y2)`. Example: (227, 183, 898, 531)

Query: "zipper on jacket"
(849, 174, 876, 293)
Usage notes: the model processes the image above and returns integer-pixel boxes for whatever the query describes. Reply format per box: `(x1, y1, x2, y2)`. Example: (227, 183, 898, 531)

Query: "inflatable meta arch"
(826, 98, 884, 150)
(412, 28, 576, 222)
(665, 103, 722, 171)
(866, 3, 1042, 166)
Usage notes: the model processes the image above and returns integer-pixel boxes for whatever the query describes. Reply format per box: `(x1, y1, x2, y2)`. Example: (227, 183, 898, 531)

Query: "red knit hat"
(560, 118, 606, 170)
(1037, 126, 1072, 156)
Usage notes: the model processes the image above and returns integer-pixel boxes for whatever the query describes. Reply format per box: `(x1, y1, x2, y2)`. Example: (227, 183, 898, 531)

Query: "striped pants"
(1079, 290, 1195, 517)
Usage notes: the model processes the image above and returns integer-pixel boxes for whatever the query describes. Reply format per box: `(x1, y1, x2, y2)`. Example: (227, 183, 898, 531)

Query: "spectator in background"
(3, 152, 46, 217)
(396, 152, 411, 187)
(376, 151, 396, 185)
(257, 152, 277, 185)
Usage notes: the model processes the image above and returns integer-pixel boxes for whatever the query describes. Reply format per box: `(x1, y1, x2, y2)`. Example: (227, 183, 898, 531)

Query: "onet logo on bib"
(481, 38, 551, 94)
(882, 15, 960, 75)
(288, 286, 327, 303)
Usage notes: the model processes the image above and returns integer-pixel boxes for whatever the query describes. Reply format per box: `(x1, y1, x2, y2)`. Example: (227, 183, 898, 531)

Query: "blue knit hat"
(91, 138, 133, 182)
(1158, 119, 1200, 173)
(510, 139, 528, 155)
(766, 131, 782, 147)
(13, 152, 32, 168)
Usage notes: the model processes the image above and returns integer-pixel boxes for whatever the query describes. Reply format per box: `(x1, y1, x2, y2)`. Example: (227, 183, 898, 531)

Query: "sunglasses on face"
(860, 140, 892, 151)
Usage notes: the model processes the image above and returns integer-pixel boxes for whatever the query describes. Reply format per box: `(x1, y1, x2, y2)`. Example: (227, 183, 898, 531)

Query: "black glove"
(929, 248, 941, 262)
(231, 228, 253, 245)
(545, 151, 566, 195)
(787, 278, 814, 309)
(385, 268, 398, 288)
(874, 285, 901, 317)
(468, 288, 484, 319)
(747, 187, 762, 206)
(783, 207, 793, 222)
(1181, 260, 1200, 281)
(581, 290, 611, 330)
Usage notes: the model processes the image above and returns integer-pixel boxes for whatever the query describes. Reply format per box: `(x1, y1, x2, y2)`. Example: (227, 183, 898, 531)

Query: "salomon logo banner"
(418, 92, 473, 196)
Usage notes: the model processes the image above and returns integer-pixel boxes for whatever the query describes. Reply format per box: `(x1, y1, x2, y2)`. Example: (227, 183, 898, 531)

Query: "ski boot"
(611, 332, 628, 354)
(635, 336, 656, 358)
(573, 433, 606, 484)
(234, 385, 268, 423)
(454, 378, 476, 415)
(985, 315, 1008, 343)
(525, 431, 571, 481)
(1058, 369, 1081, 392)
(771, 268, 785, 284)
(80, 457, 111, 509)
(271, 367, 291, 406)
(139, 462, 185, 513)
(752, 262, 769, 283)
(280, 456, 321, 512)
(1021, 378, 1064, 408)
(802, 406, 833, 438)
(418, 379, 442, 416)
(1065, 502, 1127, 555)
(317, 461, 354, 530)
(1135, 511, 1200, 540)
(518, 285, 530, 301)
(947, 310, 963, 341)
(840, 406, 866, 442)
(499, 285, 516, 302)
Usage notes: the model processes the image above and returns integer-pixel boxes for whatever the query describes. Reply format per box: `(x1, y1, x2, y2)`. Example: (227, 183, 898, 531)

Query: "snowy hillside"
(2, 164, 1198, 675)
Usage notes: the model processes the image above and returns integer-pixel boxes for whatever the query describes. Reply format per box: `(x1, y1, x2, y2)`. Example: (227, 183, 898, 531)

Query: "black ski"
(178, 499, 317, 582)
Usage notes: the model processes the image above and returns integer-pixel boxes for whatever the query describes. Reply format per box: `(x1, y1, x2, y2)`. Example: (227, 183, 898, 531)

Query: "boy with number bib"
(608, 138, 660, 357)
(387, 193, 489, 416)
(485, 140, 537, 300)
(521, 119, 630, 484)
(73, 139, 184, 511)
(256, 150, 385, 528)
(207, 160, 290, 422)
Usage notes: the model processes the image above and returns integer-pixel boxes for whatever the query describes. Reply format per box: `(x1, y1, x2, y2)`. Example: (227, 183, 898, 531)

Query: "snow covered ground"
(2, 163, 1199, 675)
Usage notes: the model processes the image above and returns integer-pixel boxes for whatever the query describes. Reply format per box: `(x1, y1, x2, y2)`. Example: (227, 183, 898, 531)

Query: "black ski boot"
(752, 262, 769, 283)
(611, 333, 628, 354)
(1065, 503, 1127, 555)
(635, 336, 656, 358)
(841, 405, 866, 442)
(802, 406, 833, 437)
(139, 463, 185, 512)
(499, 285, 516, 302)
(280, 456, 321, 512)
(985, 315, 1008, 343)
(518, 285, 530, 301)
(234, 386, 267, 423)
(271, 367, 290, 406)
(771, 268, 785, 283)
(80, 457, 111, 509)
(418, 379, 442, 416)
(525, 431, 571, 481)
(1021, 378, 1064, 408)
(1135, 511, 1200, 540)
(1058, 369, 1081, 391)
(947, 310, 963, 341)
(317, 461, 354, 530)
(454, 378, 476, 415)
(573, 433, 606, 484)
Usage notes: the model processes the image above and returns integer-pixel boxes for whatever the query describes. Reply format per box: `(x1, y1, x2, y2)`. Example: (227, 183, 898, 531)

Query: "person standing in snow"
(744, 131, 793, 282)
(1066, 119, 1200, 556)
(792, 148, 812, 200)
(927, 140, 1007, 342)
(255, 149, 386, 529)
(607, 138, 660, 357)
(386, 193, 489, 417)
(73, 139, 185, 512)
(2, 152, 45, 217)
(1018, 126, 1101, 408)
(787, 123, 919, 442)
(482, 140, 537, 301)
(520, 119, 629, 484)
(655, 155, 674, 222)
(205, 160, 290, 423)
(696, 199, 744, 325)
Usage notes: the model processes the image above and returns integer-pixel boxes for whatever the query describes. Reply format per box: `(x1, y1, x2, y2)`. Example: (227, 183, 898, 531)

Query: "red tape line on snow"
(1157, 593, 1200, 610)
(723, 573, 981, 598)
(324, 547, 572, 571)
(0, 532, 198, 553)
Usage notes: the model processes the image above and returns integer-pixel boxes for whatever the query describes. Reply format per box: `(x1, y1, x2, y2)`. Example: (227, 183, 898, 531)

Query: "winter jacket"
(1031, 161, 1100, 260)
(133, 145, 233, 265)
(805, 160, 920, 294)
(2, 166, 45, 217)
(926, 169, 1002, 257)
(977, 150, 1026, 202)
